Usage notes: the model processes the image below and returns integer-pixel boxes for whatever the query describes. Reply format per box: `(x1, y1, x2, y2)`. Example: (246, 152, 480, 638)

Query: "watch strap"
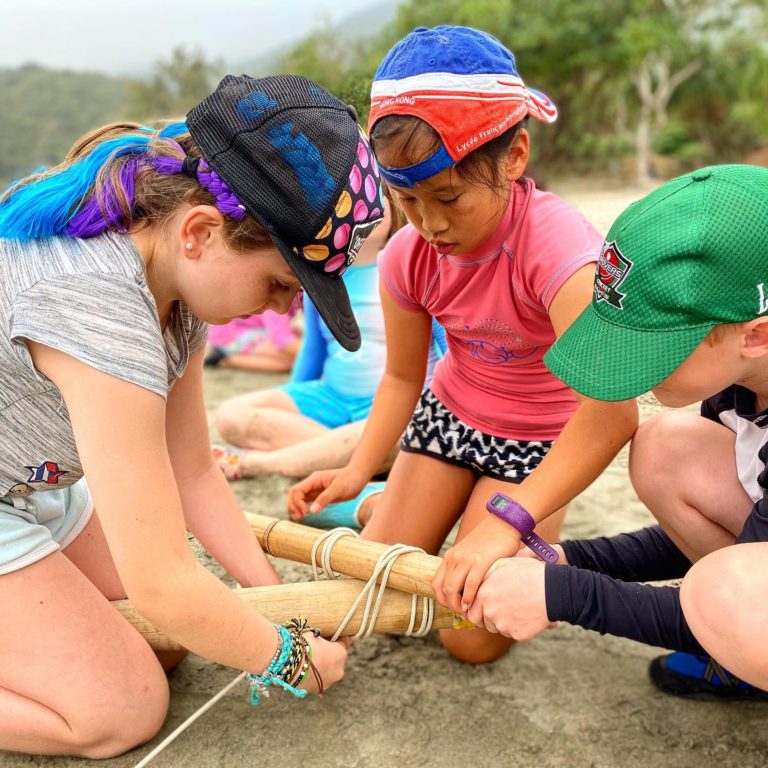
(486, 493, 560, 564)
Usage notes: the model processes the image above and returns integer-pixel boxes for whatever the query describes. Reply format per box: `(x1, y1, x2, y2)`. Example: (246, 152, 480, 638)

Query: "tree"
(277, 16, 396, 124)
(390, 0, 768, 182)
(128, 47, 224, 122)
(271, 0, 768, 182)
(0, 65, 129, 189)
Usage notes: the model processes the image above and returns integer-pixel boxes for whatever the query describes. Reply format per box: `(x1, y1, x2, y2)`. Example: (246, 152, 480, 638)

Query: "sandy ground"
(6, 184, 768, 768)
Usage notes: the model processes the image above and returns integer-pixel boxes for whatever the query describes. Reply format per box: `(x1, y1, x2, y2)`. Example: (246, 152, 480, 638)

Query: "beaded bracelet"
(287, 619, 324, 695)
(246, 618, 322, 705)
(265, 624, 286, 670)
(247, 624, 306, 705)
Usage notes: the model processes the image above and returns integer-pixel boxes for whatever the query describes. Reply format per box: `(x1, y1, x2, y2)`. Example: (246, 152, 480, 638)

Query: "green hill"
(0, 64, 129, 188)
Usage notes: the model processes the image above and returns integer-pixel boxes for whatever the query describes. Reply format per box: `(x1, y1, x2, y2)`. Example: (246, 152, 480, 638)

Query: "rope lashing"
(132, 524, 436, 767)
(308, 526, 435, 640)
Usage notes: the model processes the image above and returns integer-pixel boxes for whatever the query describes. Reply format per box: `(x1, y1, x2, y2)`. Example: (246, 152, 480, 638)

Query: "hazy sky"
(1, 0, 396, 74)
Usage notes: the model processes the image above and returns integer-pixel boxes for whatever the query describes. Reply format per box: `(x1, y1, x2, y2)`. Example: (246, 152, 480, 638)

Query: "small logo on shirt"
(445, 319, 538, 366)
(26, 461, 68, 485)
(595, 241, 633, 309)
(467, 339, 538, 365)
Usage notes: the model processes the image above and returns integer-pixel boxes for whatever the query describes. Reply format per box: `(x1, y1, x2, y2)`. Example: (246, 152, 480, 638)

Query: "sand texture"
(5, 185, 767, 768)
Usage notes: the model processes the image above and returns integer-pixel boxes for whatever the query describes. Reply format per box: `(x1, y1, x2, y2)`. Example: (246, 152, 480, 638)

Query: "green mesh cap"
(545, 164, 768, 401)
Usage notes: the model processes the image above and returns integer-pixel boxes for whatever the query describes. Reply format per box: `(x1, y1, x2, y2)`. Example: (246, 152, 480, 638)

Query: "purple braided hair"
(65, 139, 246, 238)
(151, 143, 246, 220)
(66, 156, 144, 237)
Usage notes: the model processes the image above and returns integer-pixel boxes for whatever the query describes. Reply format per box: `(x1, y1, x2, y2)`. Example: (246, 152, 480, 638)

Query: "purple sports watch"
(485, 493, 560, 564)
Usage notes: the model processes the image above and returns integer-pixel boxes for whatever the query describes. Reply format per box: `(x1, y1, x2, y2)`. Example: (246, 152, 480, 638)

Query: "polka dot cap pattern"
(300, 131, 384, 278)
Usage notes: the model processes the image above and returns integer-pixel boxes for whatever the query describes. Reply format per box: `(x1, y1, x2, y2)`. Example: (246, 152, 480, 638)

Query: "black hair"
(370, 115, 529, 192)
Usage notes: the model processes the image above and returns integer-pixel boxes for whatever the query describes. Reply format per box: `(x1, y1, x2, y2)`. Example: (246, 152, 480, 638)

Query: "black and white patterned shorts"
(401, 389, 553, 483)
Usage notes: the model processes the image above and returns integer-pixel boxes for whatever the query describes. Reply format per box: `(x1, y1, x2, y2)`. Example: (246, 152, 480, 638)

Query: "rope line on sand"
(133, 671, 247, 768)
(133, 523, 434, 767)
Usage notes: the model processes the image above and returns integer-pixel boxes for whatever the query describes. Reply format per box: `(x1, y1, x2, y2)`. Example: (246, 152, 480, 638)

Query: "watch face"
(490, 495, 509, 511)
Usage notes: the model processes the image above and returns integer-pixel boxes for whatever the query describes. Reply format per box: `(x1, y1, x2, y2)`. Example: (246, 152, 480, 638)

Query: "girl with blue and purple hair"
(0, 74, 385, 758)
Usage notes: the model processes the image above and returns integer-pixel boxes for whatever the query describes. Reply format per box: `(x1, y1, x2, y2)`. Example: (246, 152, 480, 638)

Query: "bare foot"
(357, 492, 384, 527)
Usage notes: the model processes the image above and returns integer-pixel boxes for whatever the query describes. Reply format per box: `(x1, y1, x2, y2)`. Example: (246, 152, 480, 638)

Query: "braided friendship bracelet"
(246, 618, 323, 705)
(132, 533, 430, 765)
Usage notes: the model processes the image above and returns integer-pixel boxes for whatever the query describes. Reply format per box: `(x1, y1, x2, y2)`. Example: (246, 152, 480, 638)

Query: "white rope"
(308, 527, 436, 641)
(133, 524, 435, 766)
(133, 671, 246, 768)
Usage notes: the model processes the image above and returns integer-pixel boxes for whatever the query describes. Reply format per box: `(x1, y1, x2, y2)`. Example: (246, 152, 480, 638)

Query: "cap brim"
(526, 87, 558, 124)
(275, 238, 361, 352)
(544, 304, 711, 401)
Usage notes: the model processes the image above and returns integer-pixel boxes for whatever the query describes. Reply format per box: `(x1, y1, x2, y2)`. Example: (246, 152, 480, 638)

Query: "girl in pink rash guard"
(288, 26, 639, 666)
(205, 309, 300, 373)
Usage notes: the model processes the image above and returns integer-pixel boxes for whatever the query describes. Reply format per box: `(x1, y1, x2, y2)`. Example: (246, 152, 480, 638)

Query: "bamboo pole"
(247, 513, 442, 599)
(113, 578, 465, 651)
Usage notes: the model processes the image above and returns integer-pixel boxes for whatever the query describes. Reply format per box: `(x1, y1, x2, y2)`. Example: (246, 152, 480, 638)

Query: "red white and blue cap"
(368, 26, 557, 189)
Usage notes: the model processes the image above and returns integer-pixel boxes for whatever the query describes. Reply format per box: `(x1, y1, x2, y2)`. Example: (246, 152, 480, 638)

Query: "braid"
(150, 144, 246, 221)
(66, 155, 147, 237)
(196, 162, 246, 220)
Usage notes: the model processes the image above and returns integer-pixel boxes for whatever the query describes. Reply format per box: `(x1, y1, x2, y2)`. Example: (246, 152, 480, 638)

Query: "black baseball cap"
(187, 74, 385, 351)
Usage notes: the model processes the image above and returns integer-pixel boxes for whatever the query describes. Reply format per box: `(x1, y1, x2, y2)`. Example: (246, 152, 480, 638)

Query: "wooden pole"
(113, 579, 466, 651)
(247, 513, 442, 599)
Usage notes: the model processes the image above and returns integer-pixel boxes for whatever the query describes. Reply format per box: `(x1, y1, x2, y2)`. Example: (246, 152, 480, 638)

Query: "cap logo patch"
(595, 240, 633, 309)
(347, 219, 383, 266)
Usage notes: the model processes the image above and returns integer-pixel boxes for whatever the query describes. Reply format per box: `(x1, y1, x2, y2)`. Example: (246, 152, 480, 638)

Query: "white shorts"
(0, 479, 93, 575)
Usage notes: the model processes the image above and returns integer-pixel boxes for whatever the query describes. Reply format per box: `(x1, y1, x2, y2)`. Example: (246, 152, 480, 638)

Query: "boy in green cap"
(466, 164, 768, 699)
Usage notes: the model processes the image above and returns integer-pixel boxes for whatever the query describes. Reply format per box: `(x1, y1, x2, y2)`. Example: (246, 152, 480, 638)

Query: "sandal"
(212, 445, 243, 481)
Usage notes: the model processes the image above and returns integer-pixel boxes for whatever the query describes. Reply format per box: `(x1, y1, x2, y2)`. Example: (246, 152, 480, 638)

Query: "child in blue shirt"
(214, 204, 445, 482)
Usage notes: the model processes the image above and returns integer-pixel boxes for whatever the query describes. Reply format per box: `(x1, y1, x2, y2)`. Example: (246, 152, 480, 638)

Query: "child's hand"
(287, 468, 369, 520)
(432, 516, 523, 614)
(466, 557, 556, 640)
(301, 635, 348, 693)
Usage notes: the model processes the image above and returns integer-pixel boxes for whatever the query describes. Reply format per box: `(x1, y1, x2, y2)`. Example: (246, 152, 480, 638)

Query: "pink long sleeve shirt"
(378, 179, 603, 440)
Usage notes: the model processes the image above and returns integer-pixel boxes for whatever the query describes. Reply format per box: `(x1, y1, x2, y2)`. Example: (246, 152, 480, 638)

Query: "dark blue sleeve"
(290, 298, 327, 383)
(737, 498, 768, 543)
(561, 525, 691, 581)
(545, 565, 705, 654)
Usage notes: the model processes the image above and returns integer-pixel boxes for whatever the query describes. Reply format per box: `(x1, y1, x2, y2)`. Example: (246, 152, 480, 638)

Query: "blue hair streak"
(0, 123, 187, 241)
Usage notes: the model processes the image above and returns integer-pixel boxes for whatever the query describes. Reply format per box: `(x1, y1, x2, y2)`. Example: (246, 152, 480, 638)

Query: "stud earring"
(185, 242, 194, 251)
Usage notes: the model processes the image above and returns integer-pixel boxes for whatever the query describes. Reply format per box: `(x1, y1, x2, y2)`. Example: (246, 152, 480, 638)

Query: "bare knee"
(630, 412, 705, 503)
(681, 546, 750, 652)
(680, 544, 768, 689)
(73, 656, 169, 758)
(439, 628, 513, 665)
(215, 399, 250, 445)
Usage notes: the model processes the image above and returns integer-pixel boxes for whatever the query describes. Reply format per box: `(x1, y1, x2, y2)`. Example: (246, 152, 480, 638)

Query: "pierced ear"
(504, 128, 530, 183)
(179, 205, 226, 258)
